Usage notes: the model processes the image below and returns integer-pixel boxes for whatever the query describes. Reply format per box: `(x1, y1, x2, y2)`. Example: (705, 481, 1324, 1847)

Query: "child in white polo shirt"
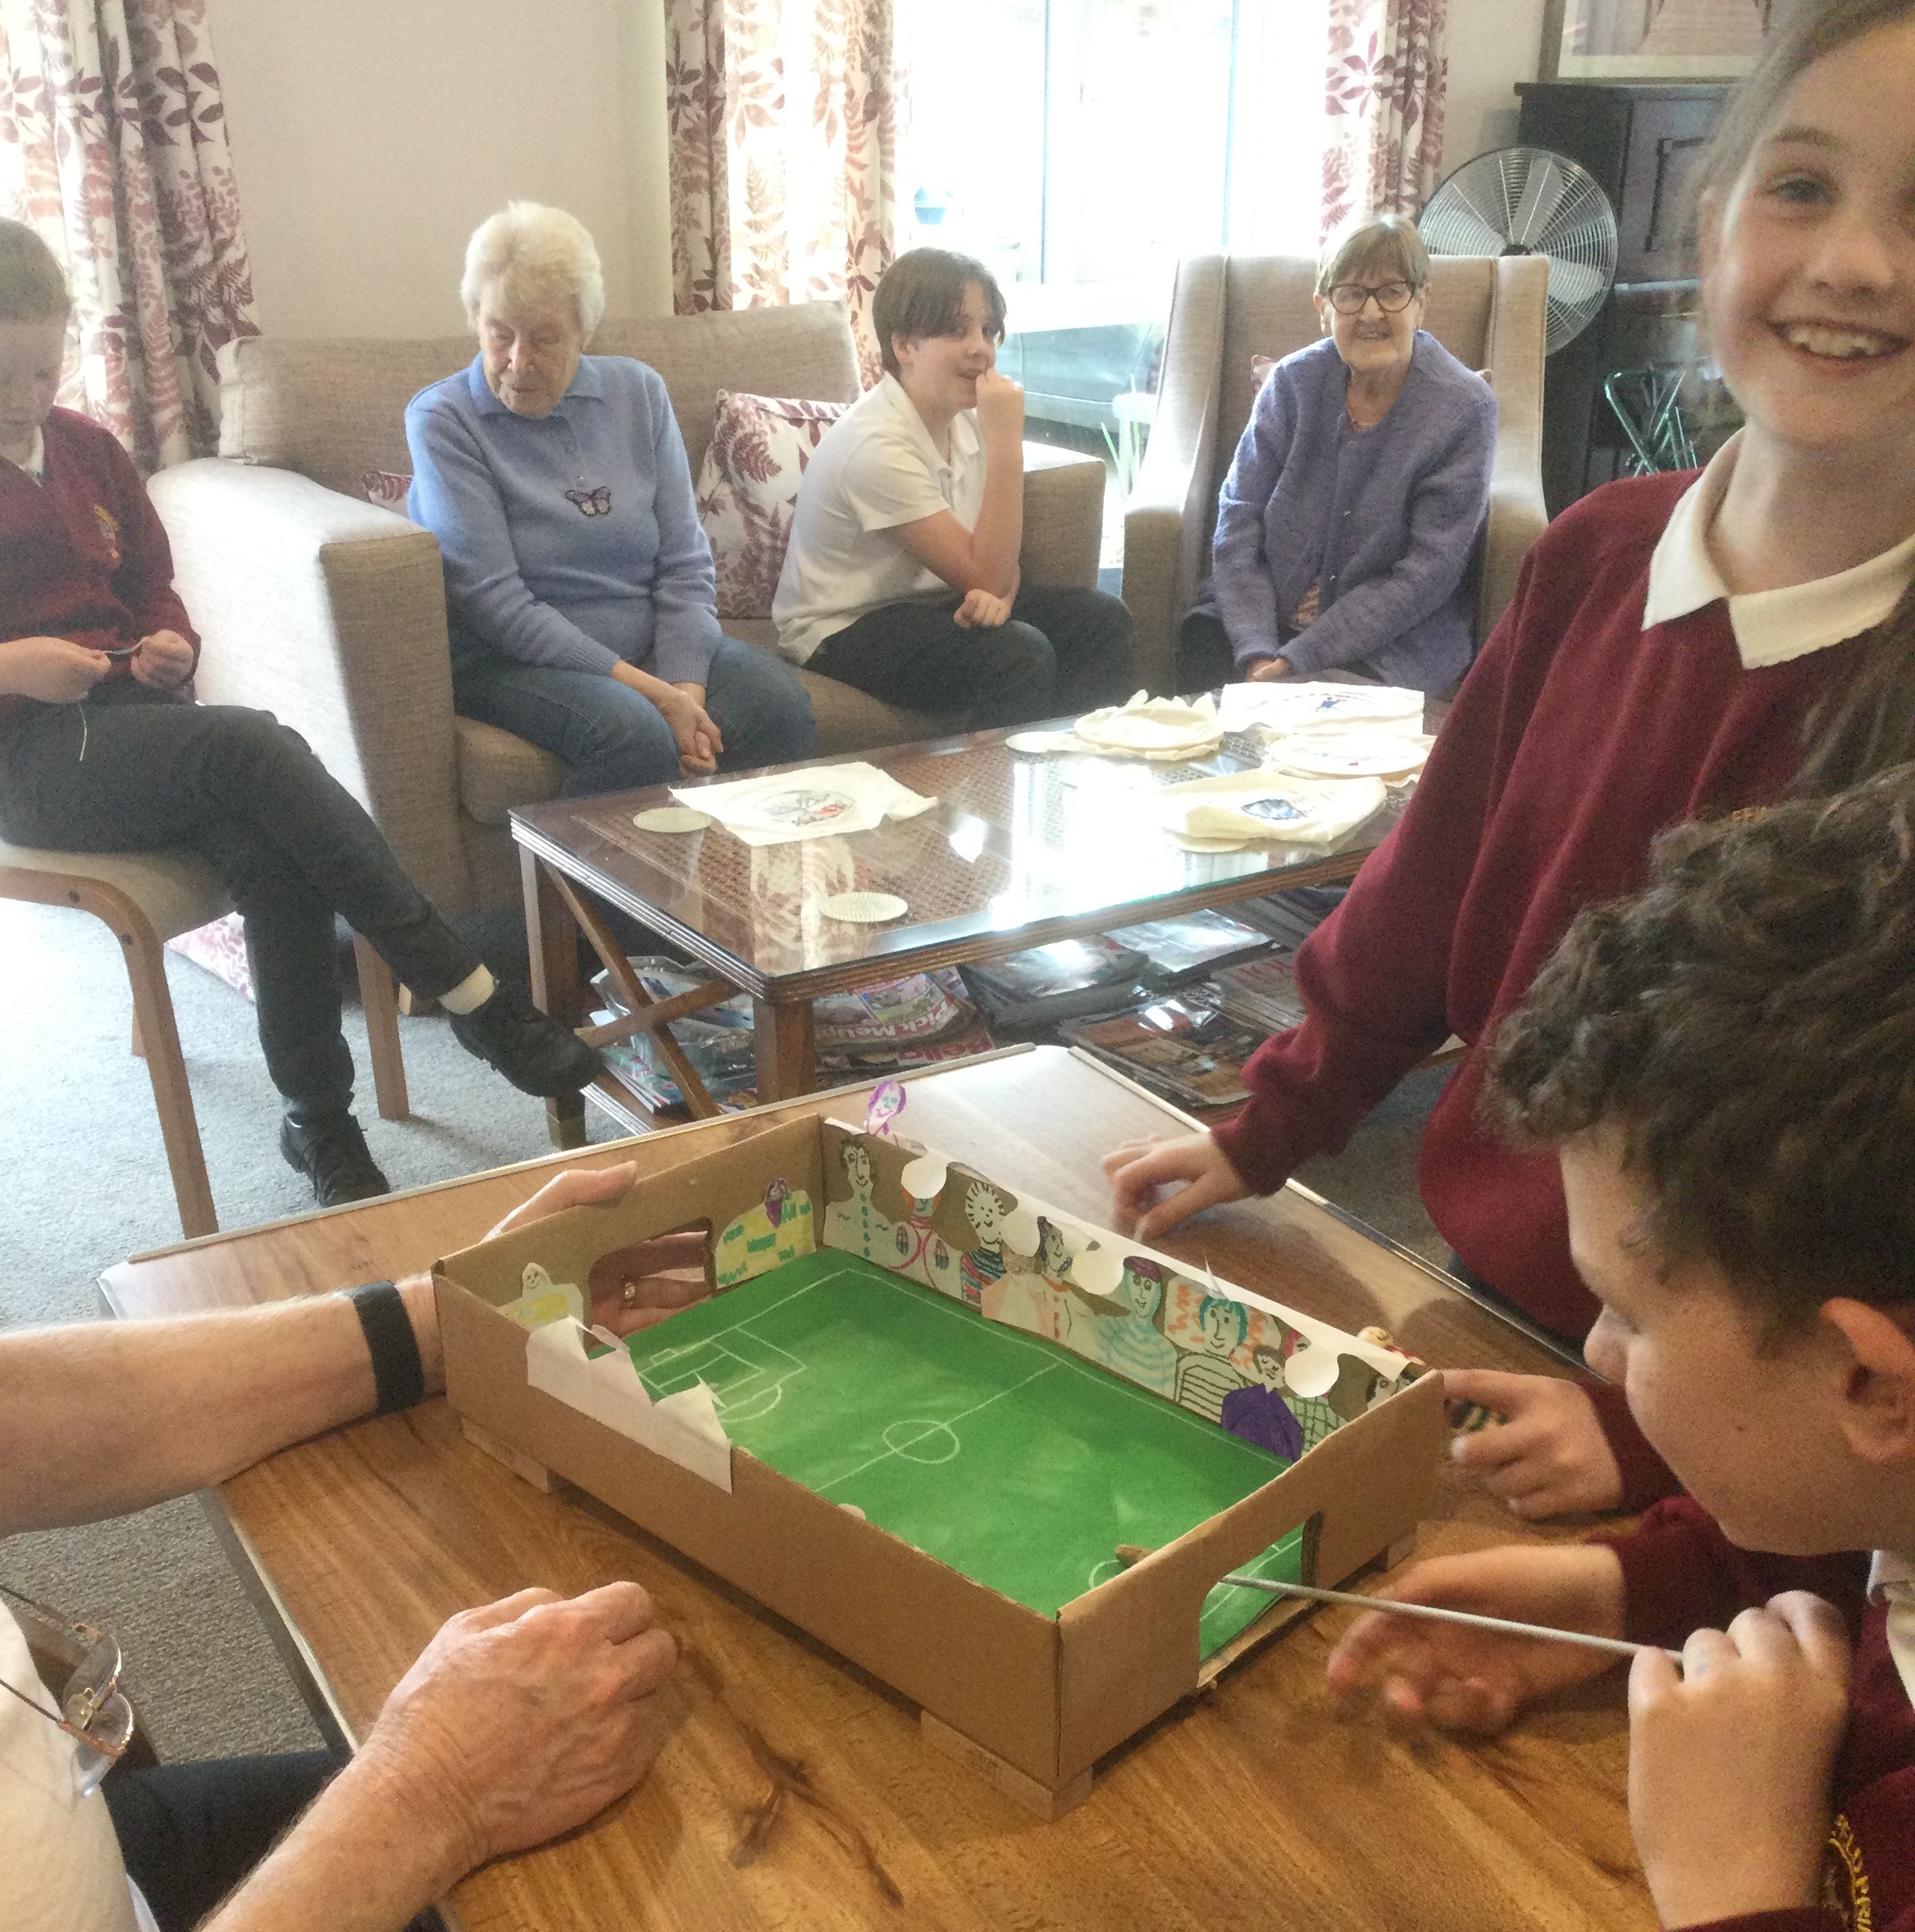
(774, 248, 1135, 727)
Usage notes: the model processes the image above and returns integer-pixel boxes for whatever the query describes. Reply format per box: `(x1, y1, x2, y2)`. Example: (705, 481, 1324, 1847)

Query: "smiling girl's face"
(1698, 16, 1915, 469)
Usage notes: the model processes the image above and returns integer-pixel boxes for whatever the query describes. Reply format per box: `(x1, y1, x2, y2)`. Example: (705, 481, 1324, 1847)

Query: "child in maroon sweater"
(1329, 767, 1915, 1931)
(1106, 0, 1915, 1522)
(1, 219, 600, 1205)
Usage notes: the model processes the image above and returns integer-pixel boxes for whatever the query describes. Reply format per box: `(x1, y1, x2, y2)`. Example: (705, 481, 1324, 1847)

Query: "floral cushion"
(363, 469, 411, 513)
(694, 390, 850, 619)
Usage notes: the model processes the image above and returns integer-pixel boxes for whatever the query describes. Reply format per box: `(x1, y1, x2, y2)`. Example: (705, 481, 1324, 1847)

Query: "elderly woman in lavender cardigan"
(1179, 212, 1497, 695)
(405, 203, 813, 796)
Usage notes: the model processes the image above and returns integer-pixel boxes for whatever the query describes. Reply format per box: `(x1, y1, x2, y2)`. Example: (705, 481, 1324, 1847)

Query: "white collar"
(877, 372, 979, 477)
(1642, 432, 1915, 670)
(7, 423, 45, 481)
(1868, 1550, 1915, 1603)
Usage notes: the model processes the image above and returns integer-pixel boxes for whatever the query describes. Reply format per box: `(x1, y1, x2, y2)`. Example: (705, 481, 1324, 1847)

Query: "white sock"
(437, 964, 497, 1015)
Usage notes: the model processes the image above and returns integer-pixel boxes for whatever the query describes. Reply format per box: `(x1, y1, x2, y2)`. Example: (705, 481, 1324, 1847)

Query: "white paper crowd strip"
(524, 1318, 735, 1492)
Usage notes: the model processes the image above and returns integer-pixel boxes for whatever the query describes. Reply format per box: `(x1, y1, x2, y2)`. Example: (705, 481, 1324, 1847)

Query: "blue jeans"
(454, 637, 816, 799)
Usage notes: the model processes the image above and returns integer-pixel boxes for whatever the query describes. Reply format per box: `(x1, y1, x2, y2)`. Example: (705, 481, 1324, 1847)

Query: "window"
(896, 0, 1329, 542)
(896, 0, 1330, 289)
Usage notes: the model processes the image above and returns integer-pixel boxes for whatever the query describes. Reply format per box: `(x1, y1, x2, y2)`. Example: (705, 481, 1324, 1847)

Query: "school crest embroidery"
(1820, 1813, 1872, 1930)
(565, 486, 612, 516)
(93, 504, 120, 563)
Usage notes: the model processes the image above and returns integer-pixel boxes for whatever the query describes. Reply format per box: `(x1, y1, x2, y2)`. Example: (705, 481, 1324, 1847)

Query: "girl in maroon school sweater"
(1107, 0, 1915, 1524)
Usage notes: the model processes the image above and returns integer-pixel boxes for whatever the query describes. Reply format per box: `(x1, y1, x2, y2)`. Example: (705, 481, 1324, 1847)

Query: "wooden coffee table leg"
(522, 849, 587, 1149)
(751, 997, 816, 1104)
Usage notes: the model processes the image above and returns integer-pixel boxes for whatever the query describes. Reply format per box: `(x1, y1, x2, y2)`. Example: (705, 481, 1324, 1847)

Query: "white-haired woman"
(405, 203, 814, 796)
(1179, 211, 1497, 695)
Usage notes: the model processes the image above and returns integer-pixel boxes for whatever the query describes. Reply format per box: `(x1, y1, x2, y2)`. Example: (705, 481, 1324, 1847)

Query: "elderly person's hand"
(361, 1582, 678, 1870)
(203, 1582, 679, 1931)
(1245, 655, 1294, 682)
(670, 681, 723, 770)
(477, 1156, 716, 1337)
(655, 680, 720, 774)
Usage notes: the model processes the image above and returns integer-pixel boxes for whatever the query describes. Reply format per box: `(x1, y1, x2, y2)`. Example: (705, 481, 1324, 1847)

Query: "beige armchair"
(147, 303, 1105, 923)
(1122, 253, 1550, 695)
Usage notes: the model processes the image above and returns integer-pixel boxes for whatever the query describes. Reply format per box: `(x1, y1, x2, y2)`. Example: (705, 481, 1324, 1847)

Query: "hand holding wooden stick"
(1113, 1544, 1682, 1665)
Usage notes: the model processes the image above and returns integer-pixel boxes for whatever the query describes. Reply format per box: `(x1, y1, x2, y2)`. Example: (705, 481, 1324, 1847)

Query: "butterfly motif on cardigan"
(565, 486, 613, 516)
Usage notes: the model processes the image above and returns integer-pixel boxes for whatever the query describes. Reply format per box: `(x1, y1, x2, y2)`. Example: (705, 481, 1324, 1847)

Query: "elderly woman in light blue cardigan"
(1180, 212, 1498, 695)
(406, 203, 813, 798)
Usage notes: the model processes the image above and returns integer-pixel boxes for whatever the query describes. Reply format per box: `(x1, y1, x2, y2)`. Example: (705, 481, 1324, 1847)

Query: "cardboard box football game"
(433, 1114, 1443, 1809)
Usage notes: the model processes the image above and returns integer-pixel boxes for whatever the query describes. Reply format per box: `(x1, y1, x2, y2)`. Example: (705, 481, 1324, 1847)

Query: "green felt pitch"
(626, 1250, 1302, 1658)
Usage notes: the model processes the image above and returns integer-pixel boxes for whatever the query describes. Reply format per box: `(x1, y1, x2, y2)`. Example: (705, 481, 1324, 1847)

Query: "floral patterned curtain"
(665, 0, 896, 387)
(0, 0, 258, 469)
(1321, 0, 1450, 237)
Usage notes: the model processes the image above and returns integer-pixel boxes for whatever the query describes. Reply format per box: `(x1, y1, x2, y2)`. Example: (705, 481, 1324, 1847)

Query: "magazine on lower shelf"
(591, 959, 990, 1111)
(1058, 993, 1271, 1111)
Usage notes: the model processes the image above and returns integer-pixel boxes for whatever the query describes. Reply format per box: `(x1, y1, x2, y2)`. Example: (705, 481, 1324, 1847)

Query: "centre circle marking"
(882, 1418, 961, 1464)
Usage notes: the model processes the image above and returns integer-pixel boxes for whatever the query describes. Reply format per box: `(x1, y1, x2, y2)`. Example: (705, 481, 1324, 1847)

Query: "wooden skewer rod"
(1112, 1546, 1681, 1664)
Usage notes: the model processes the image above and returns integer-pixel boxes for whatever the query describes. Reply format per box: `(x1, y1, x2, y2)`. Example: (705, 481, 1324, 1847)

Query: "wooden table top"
(102, 1047, 1651, 1932)
(509, 724, 1404, 1002)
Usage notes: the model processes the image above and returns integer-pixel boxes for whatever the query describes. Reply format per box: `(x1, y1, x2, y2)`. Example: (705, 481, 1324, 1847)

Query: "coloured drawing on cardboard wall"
(716, 1177, 815, 1287)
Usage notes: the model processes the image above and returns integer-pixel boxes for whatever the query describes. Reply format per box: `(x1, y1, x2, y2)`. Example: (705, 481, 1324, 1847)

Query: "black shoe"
(279, 1113, 391, 1207)
(450, 980, 602, 1097)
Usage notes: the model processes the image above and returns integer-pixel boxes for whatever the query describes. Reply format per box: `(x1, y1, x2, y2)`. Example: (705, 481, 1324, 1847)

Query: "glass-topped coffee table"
(511, 721, 1407, 1145)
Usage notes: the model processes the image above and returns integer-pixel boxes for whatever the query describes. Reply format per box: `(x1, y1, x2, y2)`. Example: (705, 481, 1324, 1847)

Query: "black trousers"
(105, 1749, 340, 1931)
(1176, 609, 1241, 696)
(0, 683, 480, 1119)
(808, 584, 1137, 730)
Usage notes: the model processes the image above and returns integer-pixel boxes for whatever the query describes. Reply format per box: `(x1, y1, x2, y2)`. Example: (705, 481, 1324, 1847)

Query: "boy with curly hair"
(1328, 765, 1915, 1929)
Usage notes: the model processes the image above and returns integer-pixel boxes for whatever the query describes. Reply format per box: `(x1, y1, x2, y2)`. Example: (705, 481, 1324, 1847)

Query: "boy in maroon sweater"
(1, 219, 600, 1205)
(1328, 768, 1915, 1932)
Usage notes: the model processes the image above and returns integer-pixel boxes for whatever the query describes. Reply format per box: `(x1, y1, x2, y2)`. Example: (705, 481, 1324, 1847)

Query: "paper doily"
(821, 891, 908, 924)
(1263, 724, 1432, 780)
(632, 806, 713, 833)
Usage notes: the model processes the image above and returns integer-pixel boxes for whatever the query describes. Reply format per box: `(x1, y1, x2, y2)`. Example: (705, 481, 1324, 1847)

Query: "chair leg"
(119, 920, 218, 1241)
(354, 933, 410, 1122)
(131, 1009, 146, 1059)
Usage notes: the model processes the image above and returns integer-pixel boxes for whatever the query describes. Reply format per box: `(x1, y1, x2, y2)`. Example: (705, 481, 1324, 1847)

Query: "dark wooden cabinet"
(1515, 81, 1730, 512)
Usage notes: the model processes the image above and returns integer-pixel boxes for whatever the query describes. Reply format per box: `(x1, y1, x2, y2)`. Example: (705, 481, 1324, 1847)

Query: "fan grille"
(1418, 147, 1619, 354)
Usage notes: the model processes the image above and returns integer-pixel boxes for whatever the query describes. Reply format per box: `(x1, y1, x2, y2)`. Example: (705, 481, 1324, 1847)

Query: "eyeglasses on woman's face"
(1, 1582, 135, 1797)
(1324, 280, 1419, 315)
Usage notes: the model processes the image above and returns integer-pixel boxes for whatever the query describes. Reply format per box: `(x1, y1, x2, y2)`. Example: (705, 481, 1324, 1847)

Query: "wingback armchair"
(147, 303, 1105, 921)
(1122, 253, 1551, 694)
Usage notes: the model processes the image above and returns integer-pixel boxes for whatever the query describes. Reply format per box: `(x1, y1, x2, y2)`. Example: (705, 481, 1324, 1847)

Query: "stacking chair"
(1604, 365, 1699, 476)
(1, 842, 408, 1239)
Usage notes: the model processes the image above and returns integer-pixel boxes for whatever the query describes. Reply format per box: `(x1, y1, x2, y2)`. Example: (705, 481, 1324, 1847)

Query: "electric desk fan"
(1417, 146, 1619, 354)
